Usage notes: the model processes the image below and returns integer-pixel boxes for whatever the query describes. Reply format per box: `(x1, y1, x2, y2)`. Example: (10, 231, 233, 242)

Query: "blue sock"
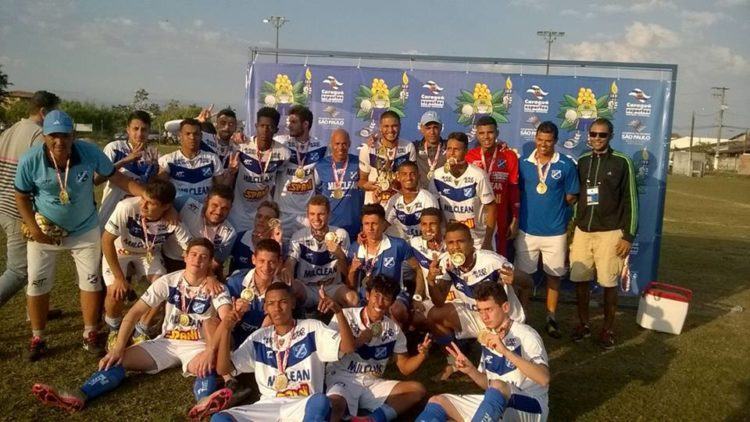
(79, 365, 126, 400)
(471, 387, 507, 422)
(415, 402, 448, 422)
(302, 393, 331, 422)
(210, 412, 234, 422)
(193, 373, 218, 401)
(371, 403, 398, 422)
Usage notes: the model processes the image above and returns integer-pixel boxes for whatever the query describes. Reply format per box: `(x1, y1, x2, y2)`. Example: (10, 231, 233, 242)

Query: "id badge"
(587, 187, 599, 205)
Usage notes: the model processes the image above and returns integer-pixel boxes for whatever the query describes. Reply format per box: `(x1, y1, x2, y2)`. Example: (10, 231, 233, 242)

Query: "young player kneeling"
(32, 239, 236, 420)
(416, 282, 550, 422)
(327, 274, 431, 422)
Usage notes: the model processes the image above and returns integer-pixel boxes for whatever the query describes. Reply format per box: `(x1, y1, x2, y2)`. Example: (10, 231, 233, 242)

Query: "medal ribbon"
(201, 217, 216, 242)
(332, 156, 348, 190)
(140, 217, 155, 254)
(378, 141, 397, 172)
(294, 139, 309, 169)
(480, 145, 499, 173)
(274, 320, 296, 376)
(49, 152, 70, 199)
(179, 277, 204, 315)
(536, 153, 551, 186)
(256, 143, 273, 175)
(424, 141, 441, 172)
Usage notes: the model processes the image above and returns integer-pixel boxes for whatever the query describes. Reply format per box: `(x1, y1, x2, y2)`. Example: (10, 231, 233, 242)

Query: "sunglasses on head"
(588, 131, 610, 139)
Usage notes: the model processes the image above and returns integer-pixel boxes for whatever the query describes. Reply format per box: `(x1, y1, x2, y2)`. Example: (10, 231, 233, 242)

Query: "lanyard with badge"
(585, 155, 602, 206)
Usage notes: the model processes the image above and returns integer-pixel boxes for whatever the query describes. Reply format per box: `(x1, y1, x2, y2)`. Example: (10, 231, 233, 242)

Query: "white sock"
(32, 329, 44, 339)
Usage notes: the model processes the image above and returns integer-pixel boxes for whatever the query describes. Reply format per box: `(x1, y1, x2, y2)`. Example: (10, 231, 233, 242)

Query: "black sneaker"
(571, 324, 591, 342)
(599, 329, 615, 351)
(545, 318, 562, 339)
(28, 336, 48, 362)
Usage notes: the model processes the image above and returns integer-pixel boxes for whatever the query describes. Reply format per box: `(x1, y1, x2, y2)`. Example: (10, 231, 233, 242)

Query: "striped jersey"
(358, 140, 416, 206)
(288, 226, 350, 286)
(158, 149, 223, 201)
(163, 196, 237, 262)
(0, 118, 43, 218)
(104, 197, 191, 255)
(384, 189, 439, 240)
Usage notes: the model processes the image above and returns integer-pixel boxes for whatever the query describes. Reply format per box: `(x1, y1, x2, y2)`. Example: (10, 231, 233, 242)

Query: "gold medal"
(178, 313, 191, 327)
(450, 252, 466, 267)
(146, 250, 154, 264)
(332, 188, 344, 199)
(377, 178, 390, 191)
(427, 170, 434, 180)
(477, 329, 492, 346)
(324, 232, 339, 244)
(273, 373, 289, 391)
(240, 287, 256, 301)
(267, 218, 281, 229)
(294, 167, 305, 179)
(59, 190, 70, 204)
(370, 321, 382, 338)
(536, 182, 547, 195)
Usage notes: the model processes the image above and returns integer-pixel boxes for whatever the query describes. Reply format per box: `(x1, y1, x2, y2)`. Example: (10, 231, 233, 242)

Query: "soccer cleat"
(571, 324, 591, 342)
(106, 331, 118, 352)
(31, 384, 85, 413)
(599, 329, 615, 351)
(188, 388, 233, 421)
(131, 331, 149, 345)
(82, 331, 103, 355)
(545, 318, 562, 339)
(28, 336, 48, 362)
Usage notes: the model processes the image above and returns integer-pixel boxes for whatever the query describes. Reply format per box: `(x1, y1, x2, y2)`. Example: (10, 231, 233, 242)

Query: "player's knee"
(427, 394, 448, 406)
(329, 394, 347, 413)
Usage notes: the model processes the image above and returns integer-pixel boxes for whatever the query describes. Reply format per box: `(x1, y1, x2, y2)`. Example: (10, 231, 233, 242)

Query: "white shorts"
(514, 231, 567, 277)
(326, 373, 399, 416)
(136, 337, 206, 376)
(102, 252, 166, 286)
(302, 281, 347, 309)
(453, 301, 488, 340)
(442, 386, 548, 422)
(27, 227, 102, 296)
(218, 395, 317, 421)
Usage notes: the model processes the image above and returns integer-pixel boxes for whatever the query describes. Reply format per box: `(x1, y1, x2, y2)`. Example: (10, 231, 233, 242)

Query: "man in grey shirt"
(0, 91, 60, 307)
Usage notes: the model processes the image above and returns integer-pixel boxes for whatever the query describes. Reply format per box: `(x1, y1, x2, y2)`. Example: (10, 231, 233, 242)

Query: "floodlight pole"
(711, 86, 728, 171)
(263, 16, 289, 63)
(537, 31, 565, 75)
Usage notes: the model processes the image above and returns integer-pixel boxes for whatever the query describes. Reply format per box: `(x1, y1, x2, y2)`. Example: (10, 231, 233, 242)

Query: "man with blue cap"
(14, 110, 146, 361)
(412, 111, 447, 190)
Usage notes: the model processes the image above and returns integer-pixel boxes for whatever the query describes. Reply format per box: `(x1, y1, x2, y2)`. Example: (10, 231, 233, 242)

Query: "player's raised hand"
(417, 333, 432, 355)
(445, 341, 475, 374)
(204, 275, 225, 296)
(228, 152, 240, 175)
(196, 104, 214, 123)
(231, 131, 246, 144)
(317, 286, 341, 314)
(427, 253, 443, 282)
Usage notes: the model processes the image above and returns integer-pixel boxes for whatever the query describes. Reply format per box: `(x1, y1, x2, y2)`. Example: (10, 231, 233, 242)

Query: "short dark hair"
(207, 184, 234, 203)
(186, 237, 215, 259)
(380, 110, 401, 123)
(144, 179, 176, 205)
(536, 121, 558, 140)
(420, 207, 442, 222)
(257, 107, 281, 127)
(474, 281, 508, 306)
(289, 105, 313, 127)
(127, 110, 152, 126)
(397, 160, 418, 172)
(258, 200, 280, 218)
(308, 195, 330, 212)
(180, 118, 201, 131)
(591, 117, 614, 136)
(446, 131, 469, 148)
(255, 238, 281, 257)
(266, 281, 292, 297)
(361, 203, 386, 221)
(445, 221, 471, 238)
(365, 274, 401, 301)
(30, 91, 60, 114)
(475, 115, 498, 130)
(217, 108, 237, 120)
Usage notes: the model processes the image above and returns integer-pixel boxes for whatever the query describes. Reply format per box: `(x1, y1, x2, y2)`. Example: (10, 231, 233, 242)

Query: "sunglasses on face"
(588, 131, 610, 139)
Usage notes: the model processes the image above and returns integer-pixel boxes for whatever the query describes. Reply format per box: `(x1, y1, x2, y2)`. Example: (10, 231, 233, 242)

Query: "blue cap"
(420, 110, 441, 126)
(43, 110, 74, 135)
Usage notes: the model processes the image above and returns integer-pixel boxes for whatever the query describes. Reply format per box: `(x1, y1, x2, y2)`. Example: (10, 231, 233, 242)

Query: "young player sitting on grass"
(326, 274, 431, 422)
(416, 281, 550, 422)
(211, 282, 356, 422)
(32, 239, 237, 421)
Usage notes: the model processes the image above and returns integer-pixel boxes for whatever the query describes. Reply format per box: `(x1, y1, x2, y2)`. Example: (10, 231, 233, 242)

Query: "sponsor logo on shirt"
(243, 186, 271, 200)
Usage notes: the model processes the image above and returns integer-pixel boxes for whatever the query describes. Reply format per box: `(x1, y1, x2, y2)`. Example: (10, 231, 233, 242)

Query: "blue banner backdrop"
(245, 62, 673, 295)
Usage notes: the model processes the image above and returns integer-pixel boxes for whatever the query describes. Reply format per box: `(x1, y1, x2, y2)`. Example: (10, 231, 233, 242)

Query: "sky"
(1, 0, 748, 137)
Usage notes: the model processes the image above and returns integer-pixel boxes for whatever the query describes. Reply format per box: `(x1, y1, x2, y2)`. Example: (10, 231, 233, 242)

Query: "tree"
(132, 88, 150, 110)
(0, 64, 9, 102)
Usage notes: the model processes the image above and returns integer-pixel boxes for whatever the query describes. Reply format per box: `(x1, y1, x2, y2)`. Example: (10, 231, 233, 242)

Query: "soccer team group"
(2, 90, 638, 421)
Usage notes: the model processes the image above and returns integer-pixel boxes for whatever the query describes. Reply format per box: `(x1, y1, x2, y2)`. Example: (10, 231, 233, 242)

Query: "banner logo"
(455, 77, 512, 141)
(421, 80, 445, 109)
(260, 72, 310, 108)
(354, 75, 407, 137)
(557, 83, 616, 149)
(321, 75, 344, 104)
(626, 88, 652, 117)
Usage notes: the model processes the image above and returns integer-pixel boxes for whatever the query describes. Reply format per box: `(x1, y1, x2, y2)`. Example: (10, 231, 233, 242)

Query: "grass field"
(0, 174, 748, 421)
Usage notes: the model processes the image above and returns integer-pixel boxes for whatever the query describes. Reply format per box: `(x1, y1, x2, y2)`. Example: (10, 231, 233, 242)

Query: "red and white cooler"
(636, 282, 692, 335)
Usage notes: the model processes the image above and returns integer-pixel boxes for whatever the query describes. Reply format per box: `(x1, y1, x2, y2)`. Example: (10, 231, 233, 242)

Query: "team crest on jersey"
(463, 187, 473, 196)
(383, 257, 395, 268)
(374, 346, 388, 359)
(76, 170, 90, 183)
(192, 301, 207, 314)
(202, 167, 212, 177)
(293, 343, 308, 359)
(188, 202, 200, 212)
(496, 159, 506, 168)
(551, 169, 562, 179)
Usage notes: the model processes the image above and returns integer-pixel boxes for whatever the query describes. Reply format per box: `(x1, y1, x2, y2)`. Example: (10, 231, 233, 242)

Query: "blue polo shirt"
(315, 154, 363, 241)
(15, 140, 115, 236)
(518, 150, 579, 236)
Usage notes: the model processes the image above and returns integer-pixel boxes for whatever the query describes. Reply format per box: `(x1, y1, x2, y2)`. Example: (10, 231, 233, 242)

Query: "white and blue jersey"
(349, 235, 414, 302)
(200, 131, 235, 168)
(409, 236, 446, 302)
(228, 230, 255, 276)
(384, 189, 439, 240)
(315, 154, 363, 242)
(326, 307, 407, 380)
(358, 140, 416, 206)
(231, 319, 342, 399)
(288, 226, 350, 286)
(274, 138, 327, 241)
(99, 140, 159, 228)
(226, 269, 269, 347)
(158, 149, 223, 201)
(104, 196, 191, 255)
(478, 322, 549, 411)
(518, 150, 579, 236)
(163, 196, 237, 262)
(15, 141, 115, 236)
(438, 249, 525, 323)
(228, 137, 290, 232)
(429, 164, 494, 249)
